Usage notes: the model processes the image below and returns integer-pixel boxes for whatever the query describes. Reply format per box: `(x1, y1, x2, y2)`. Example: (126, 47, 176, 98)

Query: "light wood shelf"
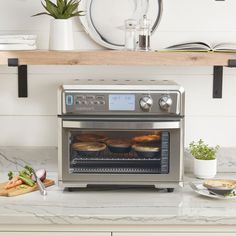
(1, 50, 236, 66)
(1, 50, 234, 98)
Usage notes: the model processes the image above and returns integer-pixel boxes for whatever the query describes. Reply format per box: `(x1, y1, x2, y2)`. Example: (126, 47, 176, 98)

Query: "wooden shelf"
(1, 50, 235, 98)
(1, 50, 236, 66)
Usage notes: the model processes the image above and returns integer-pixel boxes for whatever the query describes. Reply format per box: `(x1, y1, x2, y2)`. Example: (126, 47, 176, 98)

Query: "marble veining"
(0, 148, 236, 226)
(0, 147, 57, 172)
(0, 172, 236, 225)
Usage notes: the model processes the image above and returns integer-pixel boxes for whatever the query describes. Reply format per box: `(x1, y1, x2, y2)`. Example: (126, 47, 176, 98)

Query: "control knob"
(159, 95, 172, 111)
(139, 96, 153, 111)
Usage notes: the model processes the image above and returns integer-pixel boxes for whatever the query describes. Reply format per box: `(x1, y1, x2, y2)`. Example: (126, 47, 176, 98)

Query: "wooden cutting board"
(0, 179, 55, 197)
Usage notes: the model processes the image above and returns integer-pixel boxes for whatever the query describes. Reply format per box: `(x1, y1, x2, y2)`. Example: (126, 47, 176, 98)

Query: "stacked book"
(0, 35, 37, 50)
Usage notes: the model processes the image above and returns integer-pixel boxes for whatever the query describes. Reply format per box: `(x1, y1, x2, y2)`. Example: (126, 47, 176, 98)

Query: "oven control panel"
(63, 91, 181, 115)
(66, 94, 106, 106)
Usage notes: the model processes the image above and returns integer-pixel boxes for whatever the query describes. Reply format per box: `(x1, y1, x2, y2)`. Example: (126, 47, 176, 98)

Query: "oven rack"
(70, 167, 161, 174)
(71, 149, 161, 161)
(72, 157, 161, 162)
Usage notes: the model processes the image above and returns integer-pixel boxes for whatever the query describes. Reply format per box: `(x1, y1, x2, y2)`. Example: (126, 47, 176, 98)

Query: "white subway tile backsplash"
(0, 116, 57, 146)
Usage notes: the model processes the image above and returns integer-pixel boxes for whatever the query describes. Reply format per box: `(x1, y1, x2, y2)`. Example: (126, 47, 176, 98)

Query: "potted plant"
(189, 139, 220, 179)
(33, 0, 84, 50)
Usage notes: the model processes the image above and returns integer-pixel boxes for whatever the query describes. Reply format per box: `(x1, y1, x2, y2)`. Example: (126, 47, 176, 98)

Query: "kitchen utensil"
(31, 169, 47, 196)
(137, 15, 151, 51)
(124, 18, 137, 51)
(58, 80, 184, 192)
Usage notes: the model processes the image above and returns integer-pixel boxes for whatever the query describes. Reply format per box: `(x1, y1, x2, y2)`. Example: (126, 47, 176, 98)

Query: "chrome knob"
(159, 95, 172, 111)
(140, 96, 153, 111)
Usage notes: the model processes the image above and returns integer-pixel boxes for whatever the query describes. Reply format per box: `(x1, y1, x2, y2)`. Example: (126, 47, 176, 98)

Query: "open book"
(165, 42, 236, 52)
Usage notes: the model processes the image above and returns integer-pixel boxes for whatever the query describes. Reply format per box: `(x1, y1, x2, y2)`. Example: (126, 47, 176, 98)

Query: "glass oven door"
(69, 130, 169, 175)
(59, 119, 183, 183)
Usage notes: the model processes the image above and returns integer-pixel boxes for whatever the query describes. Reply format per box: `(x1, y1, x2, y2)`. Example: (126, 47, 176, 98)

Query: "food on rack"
(106, 138, 132, 153)
(72, 142, 106, 157)
(75, 133, 107, 143)
(72, 142, 107, 151)
(132, 144, 160, 158)
(132, 134, 161, 143)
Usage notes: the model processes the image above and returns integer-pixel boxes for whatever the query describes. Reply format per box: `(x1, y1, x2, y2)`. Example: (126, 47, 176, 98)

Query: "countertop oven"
(58, 80, 185, 191)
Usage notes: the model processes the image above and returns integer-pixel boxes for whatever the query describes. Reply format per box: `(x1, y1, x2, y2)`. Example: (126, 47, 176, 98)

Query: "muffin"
(106, 138, 132, 153)
(132, 134, 161, 143)
(132, 143, 160, 158)
(72, 142, 106, 158)
(75, 133, 107, 143)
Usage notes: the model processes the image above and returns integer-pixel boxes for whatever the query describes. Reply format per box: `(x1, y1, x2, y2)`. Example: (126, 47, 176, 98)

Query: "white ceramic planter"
(49, 19, 74, 50)
(193, 158, 217, 179)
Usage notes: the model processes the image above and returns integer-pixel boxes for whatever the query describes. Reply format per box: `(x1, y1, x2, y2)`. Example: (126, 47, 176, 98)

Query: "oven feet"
(167, 188, 174, 193)
(66, 186, 175, 192)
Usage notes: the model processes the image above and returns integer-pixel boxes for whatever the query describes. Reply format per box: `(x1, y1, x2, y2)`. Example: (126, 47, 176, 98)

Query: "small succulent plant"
(32, 0, 84, 19)
(189, 139, 220, 160)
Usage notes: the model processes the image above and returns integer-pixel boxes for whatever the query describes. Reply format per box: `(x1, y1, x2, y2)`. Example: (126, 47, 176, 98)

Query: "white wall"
(0, 0, 236, 148)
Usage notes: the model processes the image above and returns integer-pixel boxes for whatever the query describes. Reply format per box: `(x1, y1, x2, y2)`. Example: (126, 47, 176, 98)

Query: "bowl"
(203, 179, 236, 195)
(106, 138, 132, 153)
(132, 144, 160, 158)
(72, 142, 106, 158)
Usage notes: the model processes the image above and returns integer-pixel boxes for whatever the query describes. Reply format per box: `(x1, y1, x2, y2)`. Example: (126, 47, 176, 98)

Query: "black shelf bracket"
(228, 59, 236, 68)
(213, 60, 236, 99)
(8, 58, 28, 98)
(213, 66, 223, 98)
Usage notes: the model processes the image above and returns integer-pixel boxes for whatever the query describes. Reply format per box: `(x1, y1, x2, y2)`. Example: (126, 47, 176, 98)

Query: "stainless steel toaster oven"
(58, 80, 185, 191)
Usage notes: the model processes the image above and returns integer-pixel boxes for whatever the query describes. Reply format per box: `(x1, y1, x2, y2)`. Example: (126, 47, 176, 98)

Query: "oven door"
(58, 118, 184, 187)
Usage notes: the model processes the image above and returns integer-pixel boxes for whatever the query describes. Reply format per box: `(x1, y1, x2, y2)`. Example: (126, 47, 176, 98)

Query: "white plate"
(79, 0, 163, 49)
(190, 183, 236, 200)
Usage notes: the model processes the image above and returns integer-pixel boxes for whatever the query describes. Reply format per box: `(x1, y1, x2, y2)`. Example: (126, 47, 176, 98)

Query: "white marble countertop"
(1, 172, 236, 226)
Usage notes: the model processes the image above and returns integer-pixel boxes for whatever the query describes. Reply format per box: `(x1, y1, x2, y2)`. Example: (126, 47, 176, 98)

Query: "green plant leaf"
(43, 0, 58, 18)
(32, 0, 85, 19)
(188, 139, 220, 160)
(45, 0, 57, 8)
(57, 0, 64, 15)
(64, 3, 78, 16)
(70, 12, 85, 17)
(31, 12, 52, 17)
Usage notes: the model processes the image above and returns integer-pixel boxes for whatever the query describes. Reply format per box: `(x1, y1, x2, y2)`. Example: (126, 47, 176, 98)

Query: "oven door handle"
(62, 120, 181, 130)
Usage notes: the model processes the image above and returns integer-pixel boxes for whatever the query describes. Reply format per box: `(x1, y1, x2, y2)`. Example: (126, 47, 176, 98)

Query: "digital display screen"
(109, 94, 135, 111)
